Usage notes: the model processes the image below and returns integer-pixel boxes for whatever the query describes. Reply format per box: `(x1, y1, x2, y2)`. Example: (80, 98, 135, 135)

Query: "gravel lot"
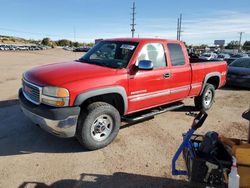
(0, 49, 249, 188)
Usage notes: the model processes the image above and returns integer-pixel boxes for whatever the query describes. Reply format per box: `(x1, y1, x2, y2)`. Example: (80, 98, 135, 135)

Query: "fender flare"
(199, 72, 221, 95)
(73, 86, 128, 114)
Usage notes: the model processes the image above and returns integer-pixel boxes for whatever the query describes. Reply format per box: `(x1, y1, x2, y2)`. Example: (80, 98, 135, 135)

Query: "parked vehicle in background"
(216, 53, 231, 60)
(0, 44, 49, 51)
(73, 47, 91, 52)
(0, 44, 9, 50)
(0, 45, 5, 50)
(232, 53, 249, 58)
(19, 38, 227, 150)
(8, 45, 17, 51)
(226, 58, 237, 65)
(210, 53, 231, 62)
(17, 45, 29, 51)
(63, 46, 75, 51)
(29, 45, 40, 50)
(227, 58, 250, 88)
(225, 53, 249, 65)
(38, 45, 49, 50)
(199, 52, 218, 60)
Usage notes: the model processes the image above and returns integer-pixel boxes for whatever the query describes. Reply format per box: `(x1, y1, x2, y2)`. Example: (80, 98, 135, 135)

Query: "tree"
(86, 42, 95, 47)
(73, 42, 80, 47)
(243, 41, 250, 51)
(56, 39, 72, 47)
(51, 41, 57, 48)
(192, 44, 208, 50)
(225, 41, 239, 49)
(41, 37, 51, 46)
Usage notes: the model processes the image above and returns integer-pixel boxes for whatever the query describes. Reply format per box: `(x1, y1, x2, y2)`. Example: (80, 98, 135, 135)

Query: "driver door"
(128, 43, 171, 113)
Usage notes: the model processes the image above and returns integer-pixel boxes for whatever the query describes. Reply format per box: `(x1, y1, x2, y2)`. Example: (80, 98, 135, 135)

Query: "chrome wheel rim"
(91, 114, 113, 141)
(204, 89, 213, 106)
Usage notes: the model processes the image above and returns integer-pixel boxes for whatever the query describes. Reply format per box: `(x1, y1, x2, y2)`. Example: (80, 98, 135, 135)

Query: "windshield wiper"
(77, 58, 87, 62)
(76, 59, 113, 68)
(76, 59, 121, 69)
(76, 59, 94, 65)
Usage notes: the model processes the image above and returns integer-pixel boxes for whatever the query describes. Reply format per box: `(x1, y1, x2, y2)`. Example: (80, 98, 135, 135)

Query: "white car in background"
(0, 45, 4, 50)
(216, 53, 231, 60)
(0, 45, 9, 50)
(199, 52, 218, 60)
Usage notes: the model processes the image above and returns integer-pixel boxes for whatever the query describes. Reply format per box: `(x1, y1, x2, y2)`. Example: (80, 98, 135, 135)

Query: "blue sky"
(0, 0, 249, 45)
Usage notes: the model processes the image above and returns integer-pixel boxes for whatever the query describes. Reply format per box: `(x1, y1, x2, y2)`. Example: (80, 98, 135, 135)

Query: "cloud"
(135, 11, 250, 45)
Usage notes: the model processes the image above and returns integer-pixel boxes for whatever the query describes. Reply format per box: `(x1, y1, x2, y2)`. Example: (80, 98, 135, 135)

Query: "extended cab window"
(79, 41, 138, 68)
(167, 43, 185, 66)
(137, 43, 166, 68)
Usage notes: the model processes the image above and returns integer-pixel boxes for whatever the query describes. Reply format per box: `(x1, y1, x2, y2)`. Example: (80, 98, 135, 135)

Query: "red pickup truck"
(19, 38, 227, 150)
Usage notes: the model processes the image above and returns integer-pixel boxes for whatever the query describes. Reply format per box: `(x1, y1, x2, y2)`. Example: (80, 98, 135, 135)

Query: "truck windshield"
(78, 41, 138, 68)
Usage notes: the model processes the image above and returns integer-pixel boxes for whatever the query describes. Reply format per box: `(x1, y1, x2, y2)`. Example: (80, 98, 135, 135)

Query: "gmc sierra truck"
(19, 38, 227, 150)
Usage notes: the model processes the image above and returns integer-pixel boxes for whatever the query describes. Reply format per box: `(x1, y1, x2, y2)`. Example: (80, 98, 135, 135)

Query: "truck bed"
(189, 58, 222, 63)
(188, 59, 227, 97)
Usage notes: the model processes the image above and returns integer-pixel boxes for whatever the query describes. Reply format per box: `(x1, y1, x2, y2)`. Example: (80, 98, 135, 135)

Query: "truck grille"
(22, 79, 42, 105)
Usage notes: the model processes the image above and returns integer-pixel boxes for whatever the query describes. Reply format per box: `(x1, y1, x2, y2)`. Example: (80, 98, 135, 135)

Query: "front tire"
(76, 102, 121, 150)
(194, 83, 215, 111)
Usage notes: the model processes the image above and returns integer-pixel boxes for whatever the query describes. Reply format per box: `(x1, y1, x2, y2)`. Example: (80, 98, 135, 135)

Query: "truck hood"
(24, 61, 118, 86)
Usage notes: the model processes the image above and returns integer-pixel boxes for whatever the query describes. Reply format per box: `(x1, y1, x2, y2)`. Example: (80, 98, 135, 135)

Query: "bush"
(41, 37, 51, 46)
(56, 39, 72, 47)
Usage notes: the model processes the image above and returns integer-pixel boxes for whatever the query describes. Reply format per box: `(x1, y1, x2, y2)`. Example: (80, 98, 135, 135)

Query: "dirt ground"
(0, 49, 249, 188)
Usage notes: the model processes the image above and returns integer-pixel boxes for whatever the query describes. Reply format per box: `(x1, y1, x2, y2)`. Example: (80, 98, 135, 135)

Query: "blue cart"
(172, 111, 232, 187)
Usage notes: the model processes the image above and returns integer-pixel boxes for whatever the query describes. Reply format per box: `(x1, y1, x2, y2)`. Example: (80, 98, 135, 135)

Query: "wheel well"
(80, 93, 125, 115)
(206, 76, 220, 89)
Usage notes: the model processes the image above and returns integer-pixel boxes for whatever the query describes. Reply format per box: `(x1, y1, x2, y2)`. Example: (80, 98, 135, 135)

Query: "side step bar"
(122, 102, 184, 123)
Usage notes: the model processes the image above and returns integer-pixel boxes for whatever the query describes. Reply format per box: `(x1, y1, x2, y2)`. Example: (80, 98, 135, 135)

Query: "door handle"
(163, 73, 171, 79)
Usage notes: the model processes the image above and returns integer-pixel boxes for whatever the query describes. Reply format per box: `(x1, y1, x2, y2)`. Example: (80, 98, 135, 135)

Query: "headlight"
(42, 86, 69, 107)
(43, 86, 69, 97)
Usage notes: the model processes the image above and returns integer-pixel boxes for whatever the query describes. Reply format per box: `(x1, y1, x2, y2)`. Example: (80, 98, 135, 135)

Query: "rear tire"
(76, 102, 121, 150)
(194, 83, 215, 111)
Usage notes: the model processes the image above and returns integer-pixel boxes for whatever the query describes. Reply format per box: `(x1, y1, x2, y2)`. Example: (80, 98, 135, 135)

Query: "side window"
(137, 43, 166, 68)
(167, 43, 185, 66)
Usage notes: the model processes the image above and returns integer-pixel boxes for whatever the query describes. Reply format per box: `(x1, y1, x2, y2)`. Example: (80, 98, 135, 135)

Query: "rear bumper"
(19, 89, 80, 138)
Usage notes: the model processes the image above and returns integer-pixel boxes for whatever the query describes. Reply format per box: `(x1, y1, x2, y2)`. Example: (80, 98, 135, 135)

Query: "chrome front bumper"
(21, 106, 78, 137)
(19, 88, 80, 138)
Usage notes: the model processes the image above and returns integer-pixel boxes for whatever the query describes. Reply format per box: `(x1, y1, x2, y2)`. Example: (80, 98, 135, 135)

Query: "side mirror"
(137, 60, 153, 70)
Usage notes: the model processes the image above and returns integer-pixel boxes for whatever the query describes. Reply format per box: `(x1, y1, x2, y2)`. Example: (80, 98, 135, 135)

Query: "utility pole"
(239, 32, 244, 51)
(176, 14, 182, 40)
(73, 27, 76, 58)
(177, 18, 180, 40)
(131, 2, 136, 38)
(179, 14, 182, 40)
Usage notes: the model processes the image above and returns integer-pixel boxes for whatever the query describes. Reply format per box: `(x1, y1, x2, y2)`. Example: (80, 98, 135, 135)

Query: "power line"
(130, 2, 136, 38)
